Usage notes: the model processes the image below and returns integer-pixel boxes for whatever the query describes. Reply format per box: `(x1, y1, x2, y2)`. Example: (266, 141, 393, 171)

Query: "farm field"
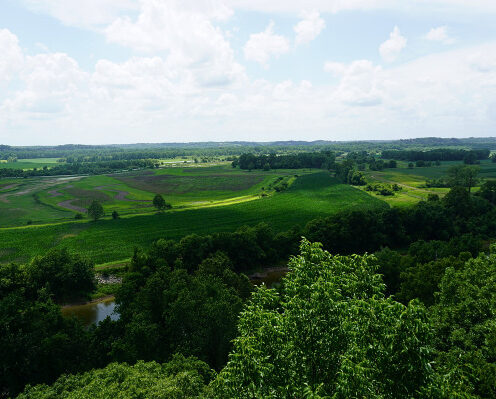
(0, 158, 62, 170)
(360, 159, 496, 206)
(0, 172, 387, 265)
(0, 166, 307, 226)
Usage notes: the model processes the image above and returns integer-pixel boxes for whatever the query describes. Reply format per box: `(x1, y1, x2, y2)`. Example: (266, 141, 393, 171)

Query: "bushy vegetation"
(233, 151, 336, 170)
(17, 356, 214, 399)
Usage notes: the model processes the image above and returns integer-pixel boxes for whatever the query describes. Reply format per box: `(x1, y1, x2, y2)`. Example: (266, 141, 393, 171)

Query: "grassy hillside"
(0, 172, 387, 265)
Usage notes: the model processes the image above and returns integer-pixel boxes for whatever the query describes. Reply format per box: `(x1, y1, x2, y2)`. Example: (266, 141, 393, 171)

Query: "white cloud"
(0, 29, 24, 83)
(20, 0, 138, 28)
(324, 60, 384, 106)
(18, 0, 496, 32)
(424, 26, 454, 44)
(2, 23, 496, 144)
(379, 26, 407, 62)
(244, 21, 290, 67)
(294, 10, 325, 45)
(228, 0, 496, 14)
(104, 0, 244, 88)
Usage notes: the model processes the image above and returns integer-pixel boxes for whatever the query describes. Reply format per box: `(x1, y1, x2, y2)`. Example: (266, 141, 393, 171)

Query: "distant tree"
(152, 194, 171, 211)
(112, 210, 119, 220)
(263, 163, 270, 171)
(463, 151, 478, 164)
(447, 165, 480, 192)
(87, 200, 104, 221)
(74, 213, 83, 220)
(427, 193, 440, 202)
(408, 162, 414, 168)
(477, 180, 496, 204)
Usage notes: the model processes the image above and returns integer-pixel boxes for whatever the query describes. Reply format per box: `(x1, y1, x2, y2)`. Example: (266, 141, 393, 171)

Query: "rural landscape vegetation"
(2, 1, 496, 398)
(2, 138, 496, 398)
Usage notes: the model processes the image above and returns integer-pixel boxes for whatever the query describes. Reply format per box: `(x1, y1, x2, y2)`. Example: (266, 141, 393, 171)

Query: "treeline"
(0, 159, 158, 178)
(382, 148, 490, 162)
(232, 151, 336, 170)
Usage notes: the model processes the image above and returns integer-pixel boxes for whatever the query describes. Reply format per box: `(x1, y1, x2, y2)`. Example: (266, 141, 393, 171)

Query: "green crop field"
(5, 166, 314, 224)
(0, 158, 63, 170)
(0, 172, 387, 265)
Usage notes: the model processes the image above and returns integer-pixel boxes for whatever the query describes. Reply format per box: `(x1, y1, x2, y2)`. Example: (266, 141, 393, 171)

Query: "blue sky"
(0, 0, 496, 145)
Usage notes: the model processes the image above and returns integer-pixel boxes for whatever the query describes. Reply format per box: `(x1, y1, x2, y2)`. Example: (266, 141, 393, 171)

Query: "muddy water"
(62, 297, 118, 326)
(63, 268, 289, 326)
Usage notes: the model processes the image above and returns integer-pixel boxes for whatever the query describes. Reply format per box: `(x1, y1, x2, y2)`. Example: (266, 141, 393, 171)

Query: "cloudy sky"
(1, 0, 496, 145)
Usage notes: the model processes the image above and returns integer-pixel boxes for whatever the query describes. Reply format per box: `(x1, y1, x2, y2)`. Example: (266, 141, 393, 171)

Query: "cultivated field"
(0, 172, 387, 264)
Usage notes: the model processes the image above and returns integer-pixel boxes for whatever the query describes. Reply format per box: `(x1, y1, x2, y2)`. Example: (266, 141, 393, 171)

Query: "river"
(62, 267, 289, 327)
(61, 296, 118, 326)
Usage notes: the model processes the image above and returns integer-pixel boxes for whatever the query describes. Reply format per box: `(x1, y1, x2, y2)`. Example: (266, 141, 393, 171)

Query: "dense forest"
(2, 137, 496, 162)
(0, 159, 158, 178)
(382, 148, 490, 162)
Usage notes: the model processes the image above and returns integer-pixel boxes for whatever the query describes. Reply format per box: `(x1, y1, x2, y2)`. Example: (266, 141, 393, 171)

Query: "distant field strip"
(0, 172, 387, 264)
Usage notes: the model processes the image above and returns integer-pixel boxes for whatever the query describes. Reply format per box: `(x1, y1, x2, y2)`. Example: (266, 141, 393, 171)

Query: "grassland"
(0, 158, 62, 170)
(359, 160, 496, 206)
(0, 172, 387, 265)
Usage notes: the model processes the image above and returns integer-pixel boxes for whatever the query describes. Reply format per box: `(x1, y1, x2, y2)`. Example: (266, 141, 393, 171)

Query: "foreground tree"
(18, 355, 214, 399)
(212, 239, 436, 398)
(87, 200, 104, 221)
(431, 247, 496, 398)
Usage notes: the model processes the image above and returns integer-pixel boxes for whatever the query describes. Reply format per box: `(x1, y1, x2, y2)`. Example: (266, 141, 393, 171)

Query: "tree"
(431, 247, 496, 398)
(153, 194, 168, 211)
(447, 165, 480, 192)
(476, 180, 496, 204)
(112, 210, 119, 220)
(212, 239, 437, 398)
(18, 356, 214, 399)
(24, 248, 95, 302)
(87, 200, 104, 221)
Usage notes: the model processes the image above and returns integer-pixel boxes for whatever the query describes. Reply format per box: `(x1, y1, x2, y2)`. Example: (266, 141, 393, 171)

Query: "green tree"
(87, 200, 104, 221)
(153, 194, 171, 211)
(24, 248, 95, 302)
(212, 239, 436, 398)
(431, 247, 496, 398)
(111, 210, 119, 220)
(18, 356, 214, 399)
(447, 165, 480, 192)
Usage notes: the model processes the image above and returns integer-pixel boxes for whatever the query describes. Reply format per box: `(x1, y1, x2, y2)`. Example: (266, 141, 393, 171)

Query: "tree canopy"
(212, 239, 435, 398)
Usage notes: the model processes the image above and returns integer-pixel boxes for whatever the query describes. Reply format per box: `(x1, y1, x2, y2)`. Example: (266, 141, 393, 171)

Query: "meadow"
(360, 159, 496, 206)
(0, 158, 62, 170)
(0, 172, 387, 265)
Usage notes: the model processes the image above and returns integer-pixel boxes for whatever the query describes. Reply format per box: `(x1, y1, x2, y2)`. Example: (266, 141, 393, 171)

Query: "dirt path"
(95, 186, 149, 202)
(57, 199, 87, 213)
(0, 184, 19, 191)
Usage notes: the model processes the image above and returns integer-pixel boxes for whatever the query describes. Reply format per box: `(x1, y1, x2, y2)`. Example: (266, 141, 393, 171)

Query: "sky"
(0, 0, 496, 145)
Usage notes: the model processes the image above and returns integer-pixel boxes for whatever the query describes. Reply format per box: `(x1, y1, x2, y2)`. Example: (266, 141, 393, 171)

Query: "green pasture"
(0, 158, 62, 170)
(361, 160, 496, 206)
(0, 172, 387, 265)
